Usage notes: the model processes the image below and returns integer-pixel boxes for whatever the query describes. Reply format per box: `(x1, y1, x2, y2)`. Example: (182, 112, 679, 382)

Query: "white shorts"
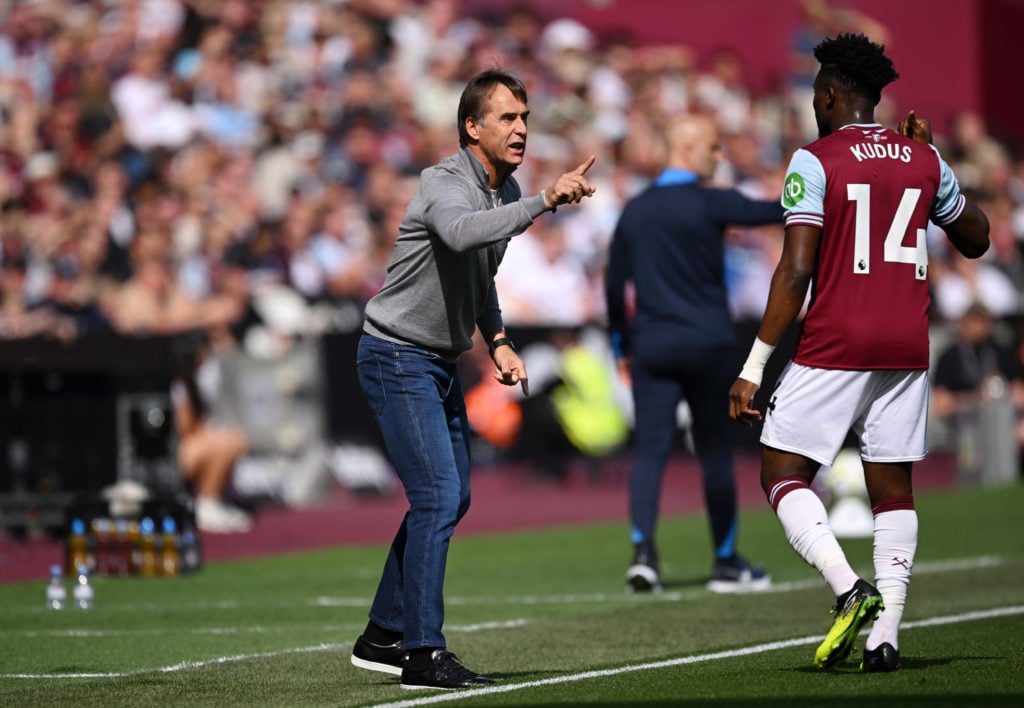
(760, 362, 929, 467)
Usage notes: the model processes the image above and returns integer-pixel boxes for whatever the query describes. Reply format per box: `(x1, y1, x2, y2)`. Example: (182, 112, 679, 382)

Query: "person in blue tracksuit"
(605, 114, 783, 593)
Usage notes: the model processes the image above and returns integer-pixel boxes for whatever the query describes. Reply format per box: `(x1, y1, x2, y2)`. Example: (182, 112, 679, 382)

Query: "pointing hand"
(545, 155, 597, 208)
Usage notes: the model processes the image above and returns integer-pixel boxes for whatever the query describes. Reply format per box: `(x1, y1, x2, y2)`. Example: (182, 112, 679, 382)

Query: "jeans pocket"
(356, 355, 387, 415)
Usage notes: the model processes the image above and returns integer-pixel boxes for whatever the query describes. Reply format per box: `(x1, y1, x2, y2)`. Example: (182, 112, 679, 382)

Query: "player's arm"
(943, 202, 989, 259)
(900, 109, 990, 259)
(756, 224, 818, 346)
(729, 224, 819, 424)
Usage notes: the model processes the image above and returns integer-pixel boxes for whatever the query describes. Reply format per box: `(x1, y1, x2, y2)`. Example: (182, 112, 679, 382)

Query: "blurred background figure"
(171, 335, 252, 533)
(932, 303, 1023, 487)
(789, 0, 890, 142)
(606, 114, 782, 594)
(502, 327, 629, 482)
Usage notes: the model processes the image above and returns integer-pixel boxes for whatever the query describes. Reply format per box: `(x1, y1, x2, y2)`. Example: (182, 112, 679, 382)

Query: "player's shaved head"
(668, 114, 713, 148)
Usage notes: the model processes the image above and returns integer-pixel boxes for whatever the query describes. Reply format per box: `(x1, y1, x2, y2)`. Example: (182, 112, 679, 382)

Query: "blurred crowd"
(2, 0, 1023, 355)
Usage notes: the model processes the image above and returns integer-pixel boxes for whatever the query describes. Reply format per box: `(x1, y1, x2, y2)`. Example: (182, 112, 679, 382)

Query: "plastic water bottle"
(91, 517, 112, 576)
(139, 517, 158, 577)
(67, 518, 91, 575)
(180, 523, 202, 574)
(72, 566, 94, 610)
(124, 519, 140, 574)
(46, 565, 67, 610)
(160, 516, 181, 577)
(109, 518, 131, 576)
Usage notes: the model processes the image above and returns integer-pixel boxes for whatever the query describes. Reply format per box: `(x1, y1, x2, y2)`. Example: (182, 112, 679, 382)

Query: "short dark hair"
(457, 69, 528, 147)
(814, 33, 899, 105)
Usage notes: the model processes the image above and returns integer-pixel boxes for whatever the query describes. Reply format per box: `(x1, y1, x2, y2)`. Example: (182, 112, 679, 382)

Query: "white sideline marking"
(50, 557, 974, 615)
(0, 643, 348, 679)
(9, 620, 525, 640)
(312, 555, 1006, 608)
(10, 556, 1004, 617)
(448, 619, 529, 632)
(0, 555, 1013, 682)
(368, 606, 1024, 708)
(17, 623, 361, 639)
(4, 606, 1022, 684)
(313, 596, 372, 607)
(0, 621, 531, 679)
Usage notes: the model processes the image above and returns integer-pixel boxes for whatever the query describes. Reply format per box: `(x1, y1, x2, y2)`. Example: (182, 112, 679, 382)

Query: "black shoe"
(626, 542, 661, 593)
(861, 642, 901, 672)
(706, 554, 772, 594)
(350, 635, 407, 676)
(400, 649, 495, 690)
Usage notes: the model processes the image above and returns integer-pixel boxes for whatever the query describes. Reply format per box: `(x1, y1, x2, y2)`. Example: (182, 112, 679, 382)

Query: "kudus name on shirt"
(849, 142, 913, 163)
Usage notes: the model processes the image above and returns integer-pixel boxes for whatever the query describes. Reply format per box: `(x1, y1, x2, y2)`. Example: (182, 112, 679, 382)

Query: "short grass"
(1, 483, 1022, 707)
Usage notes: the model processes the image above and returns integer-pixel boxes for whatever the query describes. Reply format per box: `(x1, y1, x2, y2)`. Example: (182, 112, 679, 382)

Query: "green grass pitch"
(1, 483, 1022, 707)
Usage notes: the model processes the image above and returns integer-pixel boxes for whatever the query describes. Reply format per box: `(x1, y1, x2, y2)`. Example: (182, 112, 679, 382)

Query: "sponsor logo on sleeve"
(783, 173, 806, 208)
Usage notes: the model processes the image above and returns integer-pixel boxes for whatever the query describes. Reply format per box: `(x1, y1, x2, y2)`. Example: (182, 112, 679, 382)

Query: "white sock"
(866, 508, 917, 651)
(774, 485, 859, 596)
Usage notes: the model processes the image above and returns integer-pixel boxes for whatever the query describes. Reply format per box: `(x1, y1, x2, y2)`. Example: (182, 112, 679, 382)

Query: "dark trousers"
(629, 344, 739, 560)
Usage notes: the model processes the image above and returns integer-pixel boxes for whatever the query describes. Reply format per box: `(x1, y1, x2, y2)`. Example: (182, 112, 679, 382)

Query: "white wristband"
(738, 337, 776, 388)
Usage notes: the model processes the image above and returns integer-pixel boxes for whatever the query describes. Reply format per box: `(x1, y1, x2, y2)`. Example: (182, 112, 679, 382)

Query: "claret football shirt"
(781, 123, 965, 370)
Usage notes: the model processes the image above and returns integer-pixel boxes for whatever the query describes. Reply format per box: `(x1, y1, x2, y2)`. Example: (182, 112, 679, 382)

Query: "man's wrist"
(738, 337, 776, 387)
(541, 189, 556, 212)
(489, 336, 516, 358)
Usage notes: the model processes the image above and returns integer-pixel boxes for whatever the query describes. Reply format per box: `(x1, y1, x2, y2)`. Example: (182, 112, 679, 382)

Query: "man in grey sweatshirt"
(350, 68, 596, 690)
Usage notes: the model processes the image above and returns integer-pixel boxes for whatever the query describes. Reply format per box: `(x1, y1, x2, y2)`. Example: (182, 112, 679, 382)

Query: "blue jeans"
(356, 333, 472, 650)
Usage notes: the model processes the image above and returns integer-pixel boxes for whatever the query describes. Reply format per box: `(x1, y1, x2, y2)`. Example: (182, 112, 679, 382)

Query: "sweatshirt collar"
(460, 146, 516, 190)
(653, 167, 699, 187)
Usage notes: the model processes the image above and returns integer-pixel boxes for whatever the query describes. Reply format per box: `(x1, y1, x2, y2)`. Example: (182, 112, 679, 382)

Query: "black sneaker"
(350, 635, 407, 676)
(706, 554, 772, 594)
(400, 649, 495, 690)
(861, 642, 900, 672)
(626, 542, 661, 593)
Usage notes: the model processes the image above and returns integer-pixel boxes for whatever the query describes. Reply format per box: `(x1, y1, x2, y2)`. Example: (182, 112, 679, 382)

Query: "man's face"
(692, 123, 722, 181)
(469, 85, 529, 174)
(961, 312, 992, 343)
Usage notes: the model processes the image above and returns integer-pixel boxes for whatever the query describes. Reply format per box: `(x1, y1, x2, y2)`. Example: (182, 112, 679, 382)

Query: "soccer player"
(728, 33, 989, 672)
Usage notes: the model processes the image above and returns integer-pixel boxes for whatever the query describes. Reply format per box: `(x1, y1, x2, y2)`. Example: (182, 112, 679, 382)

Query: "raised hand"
(544, 155, 597, 208)
(898, 110, 933, 145)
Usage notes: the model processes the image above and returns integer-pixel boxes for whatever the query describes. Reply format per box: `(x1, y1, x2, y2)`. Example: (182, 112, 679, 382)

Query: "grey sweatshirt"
(364, 147, 549, 360)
